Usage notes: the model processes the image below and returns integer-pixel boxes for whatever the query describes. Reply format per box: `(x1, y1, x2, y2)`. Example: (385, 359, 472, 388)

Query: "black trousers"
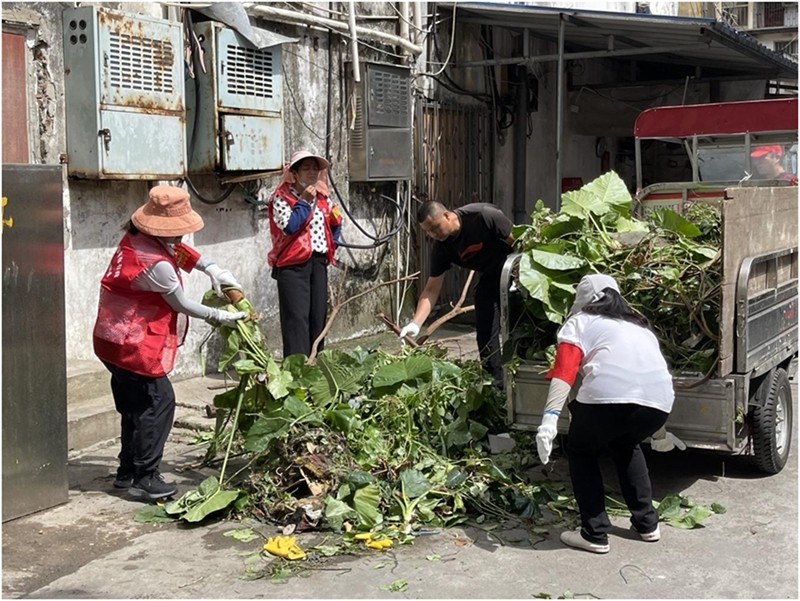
(276, 253, 328, 358)
(102, 361, 175, 479)
(474, 275, 503, 386)
(566, 401, 669, 544)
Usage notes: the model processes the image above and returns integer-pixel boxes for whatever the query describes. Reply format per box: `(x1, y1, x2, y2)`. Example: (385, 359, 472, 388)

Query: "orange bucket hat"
(131, 185, 204, 237)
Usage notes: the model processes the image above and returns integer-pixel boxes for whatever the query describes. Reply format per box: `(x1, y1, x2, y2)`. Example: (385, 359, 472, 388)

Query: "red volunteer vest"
(93, 233, 186, 377)
(267, 182, 340, 268)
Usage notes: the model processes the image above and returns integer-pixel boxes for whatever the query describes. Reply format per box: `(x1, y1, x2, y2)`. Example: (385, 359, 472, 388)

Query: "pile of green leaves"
(165, 300, 570, 529)
(510, 171, 722, 373)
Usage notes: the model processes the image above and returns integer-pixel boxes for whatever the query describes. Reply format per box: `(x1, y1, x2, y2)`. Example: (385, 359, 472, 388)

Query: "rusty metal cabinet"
(62, 6, 186, 179)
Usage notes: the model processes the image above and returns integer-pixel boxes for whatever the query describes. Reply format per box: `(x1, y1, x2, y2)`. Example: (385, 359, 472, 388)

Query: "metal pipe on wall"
(349, 3, 361, 82)
(513, 65, 528, 224)
(413, 1, 423, 45)
(399, 2, 409, 49)
(244, 3, 423, 55)
(555, 14, 565, 212)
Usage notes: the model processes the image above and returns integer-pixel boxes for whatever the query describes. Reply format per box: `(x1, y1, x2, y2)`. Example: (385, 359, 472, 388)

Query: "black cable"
(184, 174, 237, 205)
(182, 8, 237, 205)
(328, 173, 405, 248)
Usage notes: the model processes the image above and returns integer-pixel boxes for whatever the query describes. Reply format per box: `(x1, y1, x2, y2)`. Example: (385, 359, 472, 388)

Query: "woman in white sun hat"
(535, 273, 676, 554)
(267, 150, 343, 358)
(93, 185, 246, 501)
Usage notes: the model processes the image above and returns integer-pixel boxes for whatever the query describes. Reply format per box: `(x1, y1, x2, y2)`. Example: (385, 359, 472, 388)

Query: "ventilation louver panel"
(108, 32, 174, 93)
(368, 66, 410, 128)
(351, 94, 365, 149)
(225, 45, 275, 98)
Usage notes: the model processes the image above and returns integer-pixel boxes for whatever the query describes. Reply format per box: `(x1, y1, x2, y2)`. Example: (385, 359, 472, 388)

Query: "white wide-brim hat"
(288, 150, 330, 171)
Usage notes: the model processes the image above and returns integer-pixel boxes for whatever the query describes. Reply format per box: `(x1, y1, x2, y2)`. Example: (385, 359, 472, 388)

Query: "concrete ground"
(3, 328, 798, 599)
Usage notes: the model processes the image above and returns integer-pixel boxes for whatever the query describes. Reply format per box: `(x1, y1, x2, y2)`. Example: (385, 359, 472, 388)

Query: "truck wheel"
(751, 368, 793, 474)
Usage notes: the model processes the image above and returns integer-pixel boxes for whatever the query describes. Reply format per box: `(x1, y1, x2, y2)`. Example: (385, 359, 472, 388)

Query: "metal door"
(220, 114, 283, 171)
(2, 164, 69, 522)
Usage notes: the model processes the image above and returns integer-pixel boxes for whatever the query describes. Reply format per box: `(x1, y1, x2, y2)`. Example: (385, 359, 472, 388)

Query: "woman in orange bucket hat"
(93, 185, 247, 500)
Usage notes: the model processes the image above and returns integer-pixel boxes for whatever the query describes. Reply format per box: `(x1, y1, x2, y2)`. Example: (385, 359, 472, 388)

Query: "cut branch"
(416, 270, 475, 344)
(307, 272, 420, 363)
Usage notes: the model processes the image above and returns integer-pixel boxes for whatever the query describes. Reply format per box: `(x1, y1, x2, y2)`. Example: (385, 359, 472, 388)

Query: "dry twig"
(307, 272, 420, 363)
(416, 270, 475, 344)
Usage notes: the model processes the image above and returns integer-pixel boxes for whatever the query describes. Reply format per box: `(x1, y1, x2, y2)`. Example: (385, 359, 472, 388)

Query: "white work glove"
(536, 413, 560, 465)
(650, 429, 687, 452)
(210, 309, 247, 328)
(399, 321, 420, 340)
(204, 263, 242, 298)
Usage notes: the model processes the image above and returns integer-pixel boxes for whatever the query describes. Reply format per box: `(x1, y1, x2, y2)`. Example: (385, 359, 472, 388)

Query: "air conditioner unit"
(187, 21, 284, 173)
(62, 6, 186, 179)
(347, 62, 412, 182)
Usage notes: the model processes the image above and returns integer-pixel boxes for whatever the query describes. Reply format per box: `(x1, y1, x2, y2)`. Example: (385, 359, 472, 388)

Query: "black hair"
(417, 200, 447, 223)
(581, 288, 650, 328)
(124, 220, 141, 235)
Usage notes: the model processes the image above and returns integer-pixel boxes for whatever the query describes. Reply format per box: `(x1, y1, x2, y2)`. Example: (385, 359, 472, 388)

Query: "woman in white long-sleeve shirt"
(536, 273, 675, 554)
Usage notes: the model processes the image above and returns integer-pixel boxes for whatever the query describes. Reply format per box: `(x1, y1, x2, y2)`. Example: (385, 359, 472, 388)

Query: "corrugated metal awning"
(447, 3, 798, 80)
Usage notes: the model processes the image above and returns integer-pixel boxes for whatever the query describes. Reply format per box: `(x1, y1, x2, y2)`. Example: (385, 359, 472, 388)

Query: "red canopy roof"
(634, 98, 798, 139)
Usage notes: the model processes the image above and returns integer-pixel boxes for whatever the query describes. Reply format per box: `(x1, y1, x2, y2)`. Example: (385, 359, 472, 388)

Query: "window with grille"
(756, 2, 785, 27)
(108, 32, 174, 93)
(775, 40, 798, 57)
(225, 45, 275, 98)
(720, 3, 749, 27)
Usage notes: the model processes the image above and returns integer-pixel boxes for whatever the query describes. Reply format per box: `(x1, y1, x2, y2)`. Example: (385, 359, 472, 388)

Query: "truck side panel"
(720, 187, 799, 376)
(507, 361, 743, 451)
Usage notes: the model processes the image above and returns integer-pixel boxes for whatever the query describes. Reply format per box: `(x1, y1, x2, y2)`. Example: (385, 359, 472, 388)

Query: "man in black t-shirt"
(399, 201, 515, 387)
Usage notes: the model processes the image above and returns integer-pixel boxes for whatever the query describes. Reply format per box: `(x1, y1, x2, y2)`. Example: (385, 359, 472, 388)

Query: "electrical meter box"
(348, 63, 412, 181)
(187, 21, 284, 173)
(62, 6, 186, 179)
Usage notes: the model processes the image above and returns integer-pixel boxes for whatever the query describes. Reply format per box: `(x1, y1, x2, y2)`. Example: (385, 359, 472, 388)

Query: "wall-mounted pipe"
(555, 14, 565, 212)
(349, 2, 361, 82)
(413, 1, 423, 45)
(244, 3, 423, 55)
(399, 2, 409, 50)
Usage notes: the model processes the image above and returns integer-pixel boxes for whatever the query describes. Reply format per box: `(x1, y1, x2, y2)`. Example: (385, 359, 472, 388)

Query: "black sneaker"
(113, 469, 134, 489)
(129, 472, 177, 500)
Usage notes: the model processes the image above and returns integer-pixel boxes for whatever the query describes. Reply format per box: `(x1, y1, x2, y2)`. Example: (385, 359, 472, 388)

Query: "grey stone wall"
(4, 2, 409, 377)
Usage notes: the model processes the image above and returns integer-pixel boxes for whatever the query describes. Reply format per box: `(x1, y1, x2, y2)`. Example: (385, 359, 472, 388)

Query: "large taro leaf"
(165, 476, 240, 523)
(325, 404, 358, 434)
(651, 208, 702, 238)
(517, 254, 570, 322)
(561, 188, 611, 219)
(560, 171, 632, 220)
(352, 482, 382, 528)
(372, 354, 433, 390)
(309, 349, 370, 406)
(218, 329, 242, 372)
(399, 469, 431, 499)
(539, 214, 585, 241)
(582, 170, 633, 215)
(528, 249, 586, 272)
(243, 414, 289, 453)
(323, 496, 356, 531)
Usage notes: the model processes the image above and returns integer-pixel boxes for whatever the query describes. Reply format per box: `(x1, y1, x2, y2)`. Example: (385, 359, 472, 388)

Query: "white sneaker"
(639, 525, 661, 542)
(560, 530, 610, 554)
